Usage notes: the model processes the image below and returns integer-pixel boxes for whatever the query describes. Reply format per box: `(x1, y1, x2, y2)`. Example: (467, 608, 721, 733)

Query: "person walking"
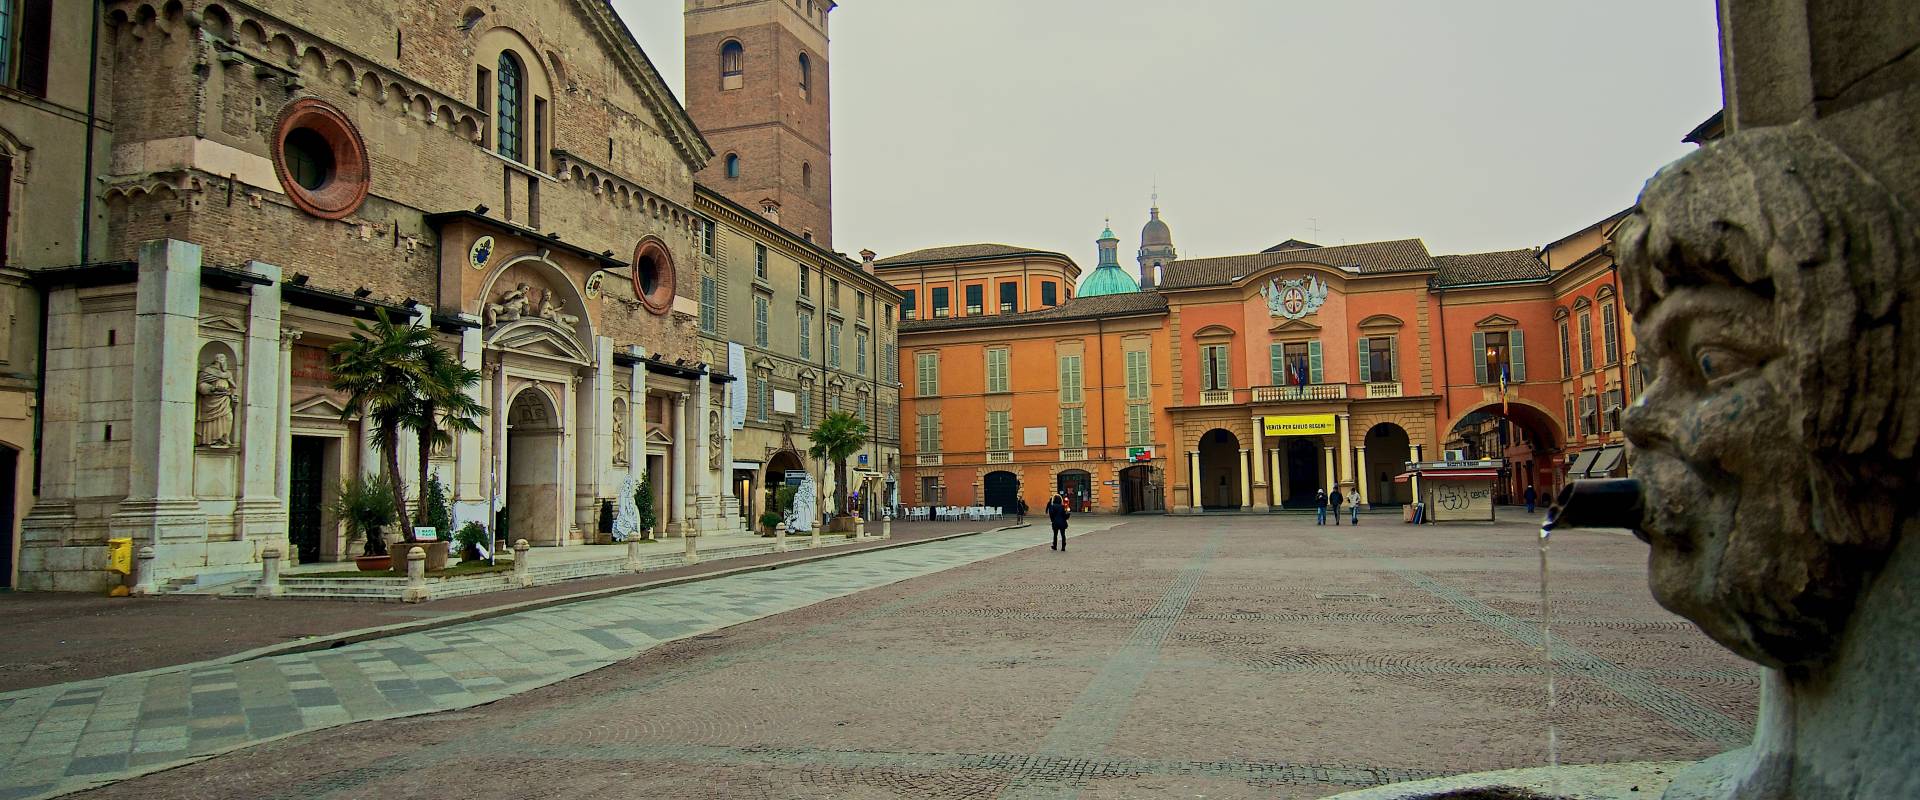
(1046, 493, 1070, 551)
(1015, 497, 1028, 525)
(1329, 487, 1345, 526)
(1524, 484, 1538, 514)
(1315, 488, 1328, 525)
(1350, 496, 1361, 525)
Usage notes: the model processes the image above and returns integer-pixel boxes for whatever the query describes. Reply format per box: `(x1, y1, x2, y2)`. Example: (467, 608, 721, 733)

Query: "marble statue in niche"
(611, 400, 629, 466)
(196, 353, 240, 448)
(540, 296, 580, 329)
(483, 283, 531, 328)
(708, 409, 722, 471)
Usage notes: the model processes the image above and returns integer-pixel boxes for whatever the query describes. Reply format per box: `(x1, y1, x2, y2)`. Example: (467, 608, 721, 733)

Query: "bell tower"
(684, 0, 835, 246)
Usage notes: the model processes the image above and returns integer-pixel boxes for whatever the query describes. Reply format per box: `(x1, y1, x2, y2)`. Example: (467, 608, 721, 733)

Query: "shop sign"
(1127, 446, 1154, 463)
(1262, 413, 1337, 437)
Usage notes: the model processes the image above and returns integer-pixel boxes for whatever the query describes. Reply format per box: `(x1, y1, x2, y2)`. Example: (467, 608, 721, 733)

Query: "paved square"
(61, 515, 1755, 800)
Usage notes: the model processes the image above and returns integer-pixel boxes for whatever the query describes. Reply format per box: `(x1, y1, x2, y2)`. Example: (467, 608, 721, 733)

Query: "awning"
(1564, 448, 1600, 477)
(1585, 446, 1626, 478)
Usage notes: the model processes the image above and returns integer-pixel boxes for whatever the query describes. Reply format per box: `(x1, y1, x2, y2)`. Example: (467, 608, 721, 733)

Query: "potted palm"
(329, 309, 430, 532)
(807, 411, 870, 534)
(330, 476, 397, 571)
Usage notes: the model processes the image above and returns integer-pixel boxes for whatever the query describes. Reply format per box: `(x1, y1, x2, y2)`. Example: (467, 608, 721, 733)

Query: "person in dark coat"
(1524, 484, 1538, 514)
(1329, 488, 1345, 526)
(1316, 488, 1329, 525)
(1015, 497, 1028, 525)
(1046, 493, 1070, 551)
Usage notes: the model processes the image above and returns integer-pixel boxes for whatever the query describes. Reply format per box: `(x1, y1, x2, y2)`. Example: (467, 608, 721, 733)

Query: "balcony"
(1251, 384, 1346, 403)
(1199, 389, 1236, 406)
(1059, 448, 1088, 461)
(1364, 381, 1404, 399)
(915, 453, 943, 466)
(986, 451, 1013, 463)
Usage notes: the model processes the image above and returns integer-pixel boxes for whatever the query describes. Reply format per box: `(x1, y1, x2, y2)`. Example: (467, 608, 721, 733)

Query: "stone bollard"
(132, 545, 158, 596)
(882, 516, 892, 540)
(626, 538, 645, 572)
(684, 531, 699, 564)
(774, 524, 787, 553)
(855, 516, 866, 538)
(256, 546, 285, 598)
(401, 546, 428, 603)
(810, 525, 821, 549)
(513, 539, 531, 587)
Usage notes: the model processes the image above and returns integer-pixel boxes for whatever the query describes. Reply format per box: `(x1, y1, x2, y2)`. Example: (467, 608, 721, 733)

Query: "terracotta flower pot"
(353, 554, 391, 572)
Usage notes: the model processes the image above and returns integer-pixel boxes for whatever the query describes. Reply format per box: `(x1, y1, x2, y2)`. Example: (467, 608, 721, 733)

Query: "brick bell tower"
(685, 0, 835, 247)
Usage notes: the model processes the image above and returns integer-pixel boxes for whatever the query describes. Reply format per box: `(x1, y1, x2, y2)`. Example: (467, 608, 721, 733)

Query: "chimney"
(758, 197, 780, 225)
(859, 249, 876, 273)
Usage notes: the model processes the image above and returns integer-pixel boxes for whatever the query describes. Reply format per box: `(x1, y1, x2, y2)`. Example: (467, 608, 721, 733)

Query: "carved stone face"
(1616, 125, 1919, 669)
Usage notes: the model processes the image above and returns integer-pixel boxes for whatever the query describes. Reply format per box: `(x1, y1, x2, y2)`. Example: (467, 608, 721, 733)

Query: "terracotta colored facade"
(887, 212, 1639, 515)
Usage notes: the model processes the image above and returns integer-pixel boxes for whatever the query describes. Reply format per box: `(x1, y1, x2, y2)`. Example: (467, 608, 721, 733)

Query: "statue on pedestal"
(785, 473, 816, 533)
(196, 353, 239, 448)
(611, 476, 641, 542)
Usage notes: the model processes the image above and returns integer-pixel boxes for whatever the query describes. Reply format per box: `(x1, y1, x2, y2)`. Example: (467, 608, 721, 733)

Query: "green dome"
(1078, 264, 1139, 297)
(1099, 225, 1116, 240)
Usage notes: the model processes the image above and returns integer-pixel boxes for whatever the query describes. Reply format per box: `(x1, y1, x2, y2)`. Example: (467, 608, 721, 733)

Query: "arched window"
(725, 153, 740, 179)
(720, 40, 743, 78)
(802, 161, 811, 188)
(798, 53, 811, 101)
(496, 51, 524, 162)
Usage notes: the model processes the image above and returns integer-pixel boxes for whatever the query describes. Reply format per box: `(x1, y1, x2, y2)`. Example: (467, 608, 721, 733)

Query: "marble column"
(1270, 447, 1284, 506)
(1249, 416, 1268, 510)
(671, 392, 689, 536)
(693, 372, 713, 528)
(562, 374, 580, 543)
(236, 260, 285, 543)
(489, 363, 507, 542)
(627, 347, 646, 486)
(1355, 445, 1370, 507)
(116, 239, 207, 546)
(455, 323, 485, 522)
(719, 375, 738, 530)
(1187, 450, 1202, 511)
(1335, 412, 1353, 493)
(1237, 448, 1252, 508)
(1323, 445, 1337, 494)
(275, 328, 300, 517)
(1410, 444, 1424, 509)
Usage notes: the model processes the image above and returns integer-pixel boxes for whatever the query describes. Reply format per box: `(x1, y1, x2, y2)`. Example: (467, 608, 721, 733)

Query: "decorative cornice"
(575, 0, 714, 170)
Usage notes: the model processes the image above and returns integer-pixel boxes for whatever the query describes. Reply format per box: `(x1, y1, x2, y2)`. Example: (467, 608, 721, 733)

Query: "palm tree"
(329, 309, 432, 529)
(808, 411, 870, 519)
(408, 343, 487, 529)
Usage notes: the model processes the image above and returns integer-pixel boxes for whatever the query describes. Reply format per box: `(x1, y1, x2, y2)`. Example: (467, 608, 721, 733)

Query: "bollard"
(132, 545, 158, 596)
(882, 515, 892, 540)
(856, 516, 866, 538)
(401, 546, 428, 603)
(513, 539, 531, 587)
(626, 538, 645, 572)
(810, 525, 821, 549)
(256, 546, 285, 598)
(684, 531, 699, 564)
(774, 523, 787, 553)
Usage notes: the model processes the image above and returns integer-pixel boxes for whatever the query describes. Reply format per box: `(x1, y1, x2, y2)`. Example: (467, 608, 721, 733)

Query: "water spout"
(1543, 479, 1646, 540)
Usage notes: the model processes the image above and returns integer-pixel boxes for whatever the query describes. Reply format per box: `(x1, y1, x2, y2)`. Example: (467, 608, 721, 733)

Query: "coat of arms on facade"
(469, 236, 494, 270)
(1263, 275, 1329, 320)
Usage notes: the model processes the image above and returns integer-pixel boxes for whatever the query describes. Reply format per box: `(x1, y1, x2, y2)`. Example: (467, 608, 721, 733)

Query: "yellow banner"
(1263, 414, 1336, 437)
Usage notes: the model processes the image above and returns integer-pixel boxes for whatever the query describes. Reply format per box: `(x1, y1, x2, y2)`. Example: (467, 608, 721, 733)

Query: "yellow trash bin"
(106, 537, 133, 596)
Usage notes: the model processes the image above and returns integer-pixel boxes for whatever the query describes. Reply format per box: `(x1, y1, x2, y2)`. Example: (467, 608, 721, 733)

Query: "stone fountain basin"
(1320, 761, 1692, 799)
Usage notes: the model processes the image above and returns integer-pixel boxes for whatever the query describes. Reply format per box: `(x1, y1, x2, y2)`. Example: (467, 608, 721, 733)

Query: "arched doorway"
(506, 388, 564, 546)
(764, 450, 805, 525)
(983, 470, 1020, 514)
(1057, 469, 1092, 512)
(1197, 428, 1242, 510)
(1364, 423, 1413, 506)
(1442, 401, 1565, 505)
(1283, 438, 1321, 508)
(1119, 464, 1158, 514)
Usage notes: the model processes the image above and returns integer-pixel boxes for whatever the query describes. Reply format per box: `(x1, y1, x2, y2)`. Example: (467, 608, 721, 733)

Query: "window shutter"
(1270, 344, 1284, 386)
(1472, 331, 1488, 384)
(1308, 340, 1323, 384)
(1215, 347, 1230, 389)
(1510, 329, 1527, 382)
(1387, 336, 1398, 381)
(1357, 339, 1372, 383)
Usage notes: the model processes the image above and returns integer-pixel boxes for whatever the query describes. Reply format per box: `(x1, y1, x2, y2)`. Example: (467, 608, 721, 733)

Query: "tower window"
(798, 53, 811, 101)
(496, 51, 524, 162)
(802, 162, 811, 188)
(720, 40, 743, 90)
(0, 0, 52, 98)
(725, 153, 740, 179)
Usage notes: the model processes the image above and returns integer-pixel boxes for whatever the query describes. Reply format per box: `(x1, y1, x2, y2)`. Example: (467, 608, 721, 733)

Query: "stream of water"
(1539, 524, 1562, 783)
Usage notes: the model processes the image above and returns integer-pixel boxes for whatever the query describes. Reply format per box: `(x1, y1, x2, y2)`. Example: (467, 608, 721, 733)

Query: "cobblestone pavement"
(0, 521, 1104, 800)
(48, 514, 1756, 800)
(0, 520, 1002, 693)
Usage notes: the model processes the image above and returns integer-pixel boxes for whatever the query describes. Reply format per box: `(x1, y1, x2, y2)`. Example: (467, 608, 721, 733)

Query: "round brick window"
(271, 98, 370, 220)
(632, 236, 676, 315)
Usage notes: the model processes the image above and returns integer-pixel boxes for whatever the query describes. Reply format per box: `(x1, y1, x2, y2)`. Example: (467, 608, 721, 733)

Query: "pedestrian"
(1524, 484, 1538, 514)
(1316, 488, 1328, 525)
(1350, 497, 1360, 525)
(1015, 497, 1028, 525)
(1329, 487, 1345, 526)
(1046, 492, 1070, 551)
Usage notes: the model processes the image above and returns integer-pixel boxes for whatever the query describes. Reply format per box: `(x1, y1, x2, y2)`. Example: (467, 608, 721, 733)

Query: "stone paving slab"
(0, 523, 1115, 800)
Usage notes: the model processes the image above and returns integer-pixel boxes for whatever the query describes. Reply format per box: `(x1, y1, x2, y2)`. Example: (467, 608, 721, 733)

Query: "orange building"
(886, 204, 1637, 515)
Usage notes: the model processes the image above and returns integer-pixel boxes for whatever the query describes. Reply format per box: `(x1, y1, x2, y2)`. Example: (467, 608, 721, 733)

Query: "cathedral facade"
(1, 0, 884, 591)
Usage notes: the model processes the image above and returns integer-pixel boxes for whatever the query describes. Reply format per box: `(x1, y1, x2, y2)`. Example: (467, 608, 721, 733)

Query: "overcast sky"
(613, 1, 1722, 270)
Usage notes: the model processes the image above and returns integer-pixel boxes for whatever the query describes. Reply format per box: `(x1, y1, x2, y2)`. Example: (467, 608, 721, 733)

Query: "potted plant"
(329, 475, 396, 571)
(759, 509, 784, 535)
(808, 412, 869, 532)
(455, 521, 489, 562)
